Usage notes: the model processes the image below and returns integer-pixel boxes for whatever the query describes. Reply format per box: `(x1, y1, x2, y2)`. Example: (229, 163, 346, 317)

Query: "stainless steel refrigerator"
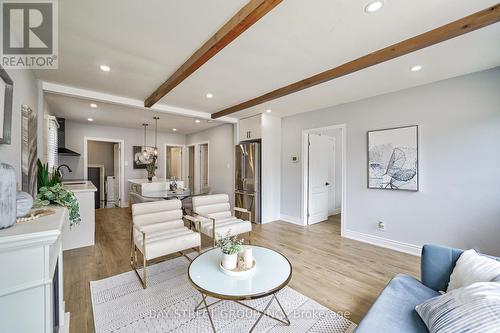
(235, 142, 261, 223)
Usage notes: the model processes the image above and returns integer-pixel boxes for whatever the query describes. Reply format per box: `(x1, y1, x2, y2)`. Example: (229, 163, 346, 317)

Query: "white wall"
(0, 69, 40, 185)
(57, 120, 186, 203)
(261, 114, 281, 223)
(281, 68, 500, 255)
(186, 124, 235, 204)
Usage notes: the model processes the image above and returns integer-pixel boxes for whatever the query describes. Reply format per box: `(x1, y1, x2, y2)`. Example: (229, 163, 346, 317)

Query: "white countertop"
(62, 181, 97, 193)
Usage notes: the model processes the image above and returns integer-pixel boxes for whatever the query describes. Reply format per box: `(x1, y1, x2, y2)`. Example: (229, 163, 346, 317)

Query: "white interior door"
(113, 143, 121, 206)
(308, 134, 330, 224)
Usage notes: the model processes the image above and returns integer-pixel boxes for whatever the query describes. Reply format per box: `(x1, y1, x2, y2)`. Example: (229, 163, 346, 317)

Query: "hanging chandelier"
(153, 116, 159, 156)
(140, 123, 154, 164)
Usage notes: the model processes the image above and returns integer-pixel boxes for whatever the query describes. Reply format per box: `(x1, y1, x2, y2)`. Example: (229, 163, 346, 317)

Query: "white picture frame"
(367, 125, 419, 191)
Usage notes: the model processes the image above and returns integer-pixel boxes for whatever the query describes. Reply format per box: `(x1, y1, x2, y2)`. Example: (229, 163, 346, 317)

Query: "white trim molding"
(42, 81, 238, 123)
(83, 137, 126, 208)
(301, 124, 347, 237)
(279, 214, 303, 226)
(343, 229, 422, 256)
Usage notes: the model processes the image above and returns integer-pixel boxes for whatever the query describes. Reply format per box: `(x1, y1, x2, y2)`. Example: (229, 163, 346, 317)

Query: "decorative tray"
(219, 259, 256, 277)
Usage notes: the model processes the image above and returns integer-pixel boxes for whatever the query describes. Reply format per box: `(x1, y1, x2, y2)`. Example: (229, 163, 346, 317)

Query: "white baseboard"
(59, 312, 70, 333)
(343, 229, 422, 256)
(329, 208, 341, 216)
(280, 214, 304, 226)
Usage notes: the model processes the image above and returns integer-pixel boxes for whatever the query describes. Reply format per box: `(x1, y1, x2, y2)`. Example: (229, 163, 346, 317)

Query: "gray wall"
(281, 68, 500, 255)
(58, 120, 186, 203)
(0, 69, 40, 185)
(186, 123, 235, 204)
(87, 140, 115, 176)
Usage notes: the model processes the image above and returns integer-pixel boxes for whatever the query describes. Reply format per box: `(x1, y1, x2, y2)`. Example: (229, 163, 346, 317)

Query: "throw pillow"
(416, 281, 500, 333)
(447, 249, 500, 292)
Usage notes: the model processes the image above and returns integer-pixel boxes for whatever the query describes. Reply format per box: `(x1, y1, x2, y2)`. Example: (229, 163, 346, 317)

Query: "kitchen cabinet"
(239, 114, 262, 141)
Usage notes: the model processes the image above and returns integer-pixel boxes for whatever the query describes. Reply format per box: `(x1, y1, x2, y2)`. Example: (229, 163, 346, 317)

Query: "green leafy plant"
(216, 231, 244, 255)
(35, 159, 80, 226)
(34, 183, 81, 226)
(36, 159, 60, 190)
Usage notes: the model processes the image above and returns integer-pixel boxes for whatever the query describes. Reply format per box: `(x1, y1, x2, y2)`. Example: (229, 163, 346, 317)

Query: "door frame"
(301, 124, 347, 236)
(83, 137, 125, 208)
(327, 136, 338, 216)
(186, 140, 210, 194)
(164, 143, 185, 182)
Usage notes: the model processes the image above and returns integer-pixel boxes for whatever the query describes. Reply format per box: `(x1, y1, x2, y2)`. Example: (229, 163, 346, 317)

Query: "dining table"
(141, 188, 191, 200)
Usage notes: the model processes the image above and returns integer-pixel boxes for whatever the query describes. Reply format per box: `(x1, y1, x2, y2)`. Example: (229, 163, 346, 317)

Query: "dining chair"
(130, 199, 201, 288)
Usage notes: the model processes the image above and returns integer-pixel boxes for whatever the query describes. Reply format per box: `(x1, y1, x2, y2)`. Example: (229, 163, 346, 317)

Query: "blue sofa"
(355, 244, 476, 332)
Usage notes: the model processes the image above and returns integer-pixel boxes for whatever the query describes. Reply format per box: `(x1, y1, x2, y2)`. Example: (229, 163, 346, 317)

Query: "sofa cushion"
(415, 281, 500, 333)
(355, 274, 439, 333)
(447, 249, 500, 292)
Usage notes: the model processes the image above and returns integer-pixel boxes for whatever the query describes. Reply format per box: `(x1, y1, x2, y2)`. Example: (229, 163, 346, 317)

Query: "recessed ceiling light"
(99, 64, 111, 72)
(90, 103, 97, 108)
(172, 128, 177, 132)
(88, 118, 94, 122)
(206, 93, 214, 99)
(266, 109, 272, 113)
(410, 65, 423, 72)
(365, 1, 384, 13)
(195, 119, 201, 123)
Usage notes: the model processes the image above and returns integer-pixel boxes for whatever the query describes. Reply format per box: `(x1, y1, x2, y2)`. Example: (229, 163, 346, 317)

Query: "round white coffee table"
(188, 245, 292, 332)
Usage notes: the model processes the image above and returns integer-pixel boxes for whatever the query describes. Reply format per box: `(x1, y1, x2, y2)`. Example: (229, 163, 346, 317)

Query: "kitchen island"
(62, 181, 97, 250)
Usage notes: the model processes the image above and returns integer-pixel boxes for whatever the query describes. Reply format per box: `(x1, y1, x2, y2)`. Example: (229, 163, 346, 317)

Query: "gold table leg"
(194, 292, 290, 333)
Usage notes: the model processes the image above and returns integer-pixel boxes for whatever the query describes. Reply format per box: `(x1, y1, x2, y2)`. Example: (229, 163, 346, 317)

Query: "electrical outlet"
(377, 221, 385, 231)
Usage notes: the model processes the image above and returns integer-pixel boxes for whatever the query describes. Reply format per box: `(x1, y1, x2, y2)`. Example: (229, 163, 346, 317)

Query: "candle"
(243, 246, 253, 268)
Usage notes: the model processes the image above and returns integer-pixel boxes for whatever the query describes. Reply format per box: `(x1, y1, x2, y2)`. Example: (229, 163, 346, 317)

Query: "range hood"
(57, 118, 80, 156)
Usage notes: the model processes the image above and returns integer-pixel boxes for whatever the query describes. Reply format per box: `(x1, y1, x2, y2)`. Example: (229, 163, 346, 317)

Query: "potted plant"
(34, 159, 81, 226)
(145, 155, 157, 182)
(216, 231, 243, 270)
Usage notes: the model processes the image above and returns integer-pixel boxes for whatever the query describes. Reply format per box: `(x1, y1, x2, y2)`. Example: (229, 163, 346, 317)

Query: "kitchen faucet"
(57, 164, 72, 179)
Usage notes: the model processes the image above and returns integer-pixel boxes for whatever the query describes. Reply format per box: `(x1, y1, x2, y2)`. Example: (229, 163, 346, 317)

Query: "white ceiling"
(44, 93, 222, 134)
(36, 0, 500, 120)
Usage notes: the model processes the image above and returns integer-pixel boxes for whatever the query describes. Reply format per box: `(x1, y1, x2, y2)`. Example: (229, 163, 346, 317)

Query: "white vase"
(0, 163, 17, 229)
(221, 253, 238, 270)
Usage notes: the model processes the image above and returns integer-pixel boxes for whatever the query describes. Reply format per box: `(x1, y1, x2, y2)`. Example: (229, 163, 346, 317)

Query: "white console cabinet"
(0, 206, 68, 333)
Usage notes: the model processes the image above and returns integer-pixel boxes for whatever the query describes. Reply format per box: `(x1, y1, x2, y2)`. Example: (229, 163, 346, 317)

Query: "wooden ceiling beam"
(144, 0, 283, 108)
(211, 4, 500, 119)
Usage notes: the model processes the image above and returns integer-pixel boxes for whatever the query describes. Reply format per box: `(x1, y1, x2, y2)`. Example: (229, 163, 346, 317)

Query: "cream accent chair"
(131, 199, 201, 288)
(191, 194, 252, 247)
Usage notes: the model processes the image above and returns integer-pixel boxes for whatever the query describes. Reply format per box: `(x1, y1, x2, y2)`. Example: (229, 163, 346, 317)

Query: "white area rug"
(90, 257, 357, 333)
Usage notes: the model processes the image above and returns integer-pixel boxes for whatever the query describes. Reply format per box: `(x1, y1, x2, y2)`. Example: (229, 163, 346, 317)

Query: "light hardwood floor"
(63, 208, 420, 332)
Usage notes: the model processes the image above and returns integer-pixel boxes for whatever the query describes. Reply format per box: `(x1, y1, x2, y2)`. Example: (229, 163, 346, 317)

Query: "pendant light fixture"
(142, 123, 149, 158)
(153, 116, 159, 156)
